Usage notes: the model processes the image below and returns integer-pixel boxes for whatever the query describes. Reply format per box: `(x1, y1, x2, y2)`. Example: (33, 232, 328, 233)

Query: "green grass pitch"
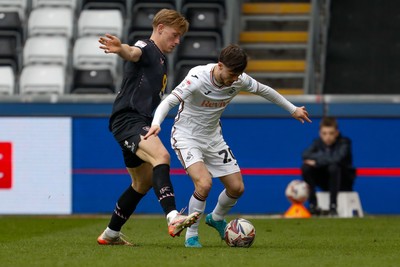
(0, 216, 399, 267)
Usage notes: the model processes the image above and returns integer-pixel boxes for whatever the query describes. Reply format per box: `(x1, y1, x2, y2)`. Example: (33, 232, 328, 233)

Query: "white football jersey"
(168, 63, 296, 138)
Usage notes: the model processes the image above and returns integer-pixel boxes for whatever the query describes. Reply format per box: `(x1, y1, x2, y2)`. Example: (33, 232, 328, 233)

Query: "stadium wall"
(1, 100, 400, 215)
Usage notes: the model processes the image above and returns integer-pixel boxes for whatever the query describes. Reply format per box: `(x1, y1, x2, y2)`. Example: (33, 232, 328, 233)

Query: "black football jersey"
(110, 39, 168, 122)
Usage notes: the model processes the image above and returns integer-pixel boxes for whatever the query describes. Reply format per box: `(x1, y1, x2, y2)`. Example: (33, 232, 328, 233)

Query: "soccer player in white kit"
(145, 45, 311, 247)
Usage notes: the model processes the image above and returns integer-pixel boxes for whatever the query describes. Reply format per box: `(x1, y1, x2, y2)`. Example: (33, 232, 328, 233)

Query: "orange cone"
(284, 203, 311, 218)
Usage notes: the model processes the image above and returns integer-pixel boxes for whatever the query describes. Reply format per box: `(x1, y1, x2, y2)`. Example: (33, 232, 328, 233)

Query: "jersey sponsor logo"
(134, 40, 147, 48)
(204, 90, 212, 95)
(0, 142, 12, 189)
(201, 100, 230, 108)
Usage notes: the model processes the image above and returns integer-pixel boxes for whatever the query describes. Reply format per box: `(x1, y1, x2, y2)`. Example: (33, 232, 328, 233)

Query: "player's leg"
(204, 139, 242, 240)
(205, 172, 243, 240)
(184, 161, 213, 247)
(136, 134, 199, 237)
(98, 156, 153, 246)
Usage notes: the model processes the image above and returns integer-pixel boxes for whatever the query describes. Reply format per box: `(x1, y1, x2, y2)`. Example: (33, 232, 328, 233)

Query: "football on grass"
(285, 179, 310, 203)
(224, 218, 256, 248)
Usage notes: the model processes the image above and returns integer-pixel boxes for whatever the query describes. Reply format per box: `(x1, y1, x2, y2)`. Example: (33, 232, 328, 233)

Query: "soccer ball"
(224, 218, 256, 248)
(285, 179, 310, 203)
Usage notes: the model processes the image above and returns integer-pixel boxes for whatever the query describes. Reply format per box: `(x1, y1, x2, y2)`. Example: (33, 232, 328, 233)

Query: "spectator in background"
(302, 117, 356, 216)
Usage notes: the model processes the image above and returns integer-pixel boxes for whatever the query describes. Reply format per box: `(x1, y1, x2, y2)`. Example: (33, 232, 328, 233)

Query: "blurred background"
(0, 0, 399, 216)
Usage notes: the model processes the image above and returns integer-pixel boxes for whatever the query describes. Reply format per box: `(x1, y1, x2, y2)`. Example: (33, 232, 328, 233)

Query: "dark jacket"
(302, 134, 355, 171)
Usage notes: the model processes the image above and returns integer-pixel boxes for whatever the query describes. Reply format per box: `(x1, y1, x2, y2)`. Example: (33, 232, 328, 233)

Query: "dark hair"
(218, 44, 248, 74)
(320, 117, 338, 129)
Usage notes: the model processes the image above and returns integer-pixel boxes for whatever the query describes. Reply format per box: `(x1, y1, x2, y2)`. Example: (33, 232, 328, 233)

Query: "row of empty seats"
(0, 0, 226, 94)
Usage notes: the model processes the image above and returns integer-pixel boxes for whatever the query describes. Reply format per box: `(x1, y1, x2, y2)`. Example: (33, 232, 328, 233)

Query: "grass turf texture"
(0, 216, 399, 267)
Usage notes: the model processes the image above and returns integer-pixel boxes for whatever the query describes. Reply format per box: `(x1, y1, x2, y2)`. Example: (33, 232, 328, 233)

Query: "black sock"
(108, 185, 145, 231)
(152, 164, 177, 215)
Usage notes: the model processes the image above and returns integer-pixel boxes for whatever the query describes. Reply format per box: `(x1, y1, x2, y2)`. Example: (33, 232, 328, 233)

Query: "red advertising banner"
(0, 142, 12, 189)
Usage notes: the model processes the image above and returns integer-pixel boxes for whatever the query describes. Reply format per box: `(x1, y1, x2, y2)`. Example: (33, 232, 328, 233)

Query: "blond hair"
(152, 9, 189, 35)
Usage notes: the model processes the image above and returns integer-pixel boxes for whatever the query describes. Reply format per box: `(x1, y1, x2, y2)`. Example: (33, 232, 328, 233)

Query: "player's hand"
(292, 106, 312, 124)
(144, 125, 161, 140)
(304, 159, 316, 166)
(99, 34, 122, 54)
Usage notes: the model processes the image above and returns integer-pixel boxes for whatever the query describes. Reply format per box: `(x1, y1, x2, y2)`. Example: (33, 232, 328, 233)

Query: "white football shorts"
(171, 131, 241, 178)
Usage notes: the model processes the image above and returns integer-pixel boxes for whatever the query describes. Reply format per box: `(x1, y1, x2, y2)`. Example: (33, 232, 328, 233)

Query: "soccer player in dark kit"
(96, 9, 199, 246)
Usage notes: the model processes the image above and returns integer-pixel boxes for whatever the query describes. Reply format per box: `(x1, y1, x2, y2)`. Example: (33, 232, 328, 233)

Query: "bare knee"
(226, 182, 245, 198)
(194, 178, 212, 197)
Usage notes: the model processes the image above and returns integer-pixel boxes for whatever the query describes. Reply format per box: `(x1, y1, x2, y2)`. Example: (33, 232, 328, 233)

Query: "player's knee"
(228, 183, 244, 198)
(156, 150, 170, 164)
(195, 178, 212, 196)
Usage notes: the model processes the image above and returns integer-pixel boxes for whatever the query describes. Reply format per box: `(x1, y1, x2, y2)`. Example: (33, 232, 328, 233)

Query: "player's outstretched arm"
(144, 94, 181, 140)
(292, 106, 312, 124)
(98, 33, 142, 62)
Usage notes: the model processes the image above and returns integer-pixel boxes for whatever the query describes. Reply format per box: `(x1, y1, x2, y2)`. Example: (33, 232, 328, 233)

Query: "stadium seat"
(80, 0, 127, 16)
(0, 33, 21, 72)
(0, 11, 23, 36)
(32, 0, 77, 9)
(78, 9, 123, 38)
(73, 36, 118, 77)
(182, 3, 224, 33)
(28, 8, 73, 38)
(19, 65, 65, 94)
(129, 2, 175, 32)
(0, 11, 23, 72)
(23, 36, 69, 67)
(127, 30, 151, 45)
(0, 65, 14, 94)
(0, 0, 28, 21)
(176, 32, 221, 61)
(173, 60, 210, 88)
(71, 69, 115, 94)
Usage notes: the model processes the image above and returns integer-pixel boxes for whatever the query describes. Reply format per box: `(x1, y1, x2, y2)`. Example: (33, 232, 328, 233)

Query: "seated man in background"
(302, 117, 356, 216)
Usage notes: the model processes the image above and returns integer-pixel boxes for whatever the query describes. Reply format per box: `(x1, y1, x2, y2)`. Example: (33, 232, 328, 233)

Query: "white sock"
(104, 227, 120, 238)
(185, 194, 206, 240)
(166, 210, 178, 224)
(212, 189, 237, 221)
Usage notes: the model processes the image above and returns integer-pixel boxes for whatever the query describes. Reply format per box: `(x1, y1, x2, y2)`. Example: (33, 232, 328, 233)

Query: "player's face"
(319, 126, 339, 146)
(158, 25, 181, 53)
(218, 64, 241, 86)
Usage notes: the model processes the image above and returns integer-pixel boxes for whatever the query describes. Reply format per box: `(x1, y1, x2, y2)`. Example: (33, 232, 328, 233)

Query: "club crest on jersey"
(124, 140, 135, 153)
(134, 40, 147, 48)
(186, 151, 194, 162)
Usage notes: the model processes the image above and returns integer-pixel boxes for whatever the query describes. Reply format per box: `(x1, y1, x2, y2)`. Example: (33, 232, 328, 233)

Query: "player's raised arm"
(98, 33, 142, 62)
(144, 93, 181, 139)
